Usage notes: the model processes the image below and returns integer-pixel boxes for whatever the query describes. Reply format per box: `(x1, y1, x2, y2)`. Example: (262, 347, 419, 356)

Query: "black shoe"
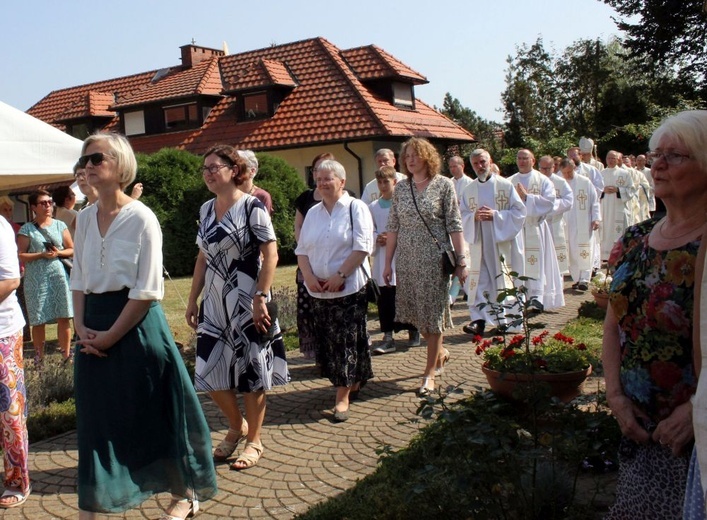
(462, 320, 485, 336)
(571, 282, 580, 289)
(577, 282, 589, 291)
(333, 408, 349, 422)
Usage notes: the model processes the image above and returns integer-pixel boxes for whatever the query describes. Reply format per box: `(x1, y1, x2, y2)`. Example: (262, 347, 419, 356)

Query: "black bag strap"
(409, 181, 445, 253)
(33, 221, 63, 249)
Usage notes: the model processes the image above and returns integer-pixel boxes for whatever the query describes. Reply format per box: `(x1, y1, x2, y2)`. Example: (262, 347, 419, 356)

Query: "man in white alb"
(459, 149, 526, 335)
(538, 156, 573, 277)
(600, 150, 636, 260)
(635, 154, 656, 215)
(448, 155, 473, 303)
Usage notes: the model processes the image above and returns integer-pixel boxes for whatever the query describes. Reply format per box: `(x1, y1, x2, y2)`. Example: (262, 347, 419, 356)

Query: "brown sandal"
(230, 441, 264, 471)
(213, 421, 248, 461)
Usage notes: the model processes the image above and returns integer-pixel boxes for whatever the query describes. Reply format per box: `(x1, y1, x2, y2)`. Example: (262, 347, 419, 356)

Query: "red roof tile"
(340, 45, 427, 84)
(55, 91, 116, 122)
(227, 59, 297, 91)
(112, 58, 223, 109)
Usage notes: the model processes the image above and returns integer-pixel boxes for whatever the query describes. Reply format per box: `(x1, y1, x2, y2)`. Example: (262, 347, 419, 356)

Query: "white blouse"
(70, 200, 164, 300)
(0, 217, 24, 337)
(295, 193, 374, 299)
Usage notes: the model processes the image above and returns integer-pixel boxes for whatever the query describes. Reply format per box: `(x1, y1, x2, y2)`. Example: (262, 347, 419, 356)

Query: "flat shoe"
(213, 422, 248, 461)
(159, 498, 199, 519)
(333, 408, 350, 422)
(0, 486, 31, 509)
(416, 377, 435, 397)
(231, 441, 264, 471)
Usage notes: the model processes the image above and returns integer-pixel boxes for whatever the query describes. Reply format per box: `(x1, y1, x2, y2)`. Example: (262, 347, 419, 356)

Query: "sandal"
(231, 441, 264, 471)
(159, 498, 199, 519)
(435, 348, 450, 376)
(416, 377, 435, 397)
(213, 421, 248, 461)
(0, 486, 31, 509)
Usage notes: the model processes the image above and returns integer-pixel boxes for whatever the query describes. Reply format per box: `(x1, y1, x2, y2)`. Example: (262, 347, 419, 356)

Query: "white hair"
(237, 149, 259, 179)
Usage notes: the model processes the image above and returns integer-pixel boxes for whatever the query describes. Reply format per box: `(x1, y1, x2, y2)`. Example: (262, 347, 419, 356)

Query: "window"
(392, 82, 414, 108)
(124, 111, 146, 136)
(164, 103, 198, 130)
(244, 92, 269, 119)
(69, 123, 90, 140)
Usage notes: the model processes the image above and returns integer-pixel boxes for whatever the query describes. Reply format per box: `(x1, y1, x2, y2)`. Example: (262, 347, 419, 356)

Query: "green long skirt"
(75, 289, 218, 513)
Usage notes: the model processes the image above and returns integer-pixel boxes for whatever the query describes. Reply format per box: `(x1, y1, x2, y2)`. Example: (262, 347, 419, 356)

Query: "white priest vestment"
(600, 167, 635, 260)
(564, 174, 601, 283)
(640, 167, 656, 212)
(547, 173, 573, 275)
(459, 175, 526, 326)
(509, 170, 565, 309)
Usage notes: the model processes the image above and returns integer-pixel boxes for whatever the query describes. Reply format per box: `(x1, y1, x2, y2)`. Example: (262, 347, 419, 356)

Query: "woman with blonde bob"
(71, 133, 217, 520)
(383, 137, 467, 396)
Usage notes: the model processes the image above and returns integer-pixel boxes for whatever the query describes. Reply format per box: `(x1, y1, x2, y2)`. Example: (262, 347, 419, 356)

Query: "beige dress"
(387, 176, 462, 334)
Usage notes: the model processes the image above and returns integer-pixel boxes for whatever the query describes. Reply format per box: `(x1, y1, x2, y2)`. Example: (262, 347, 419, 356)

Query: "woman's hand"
(653, 401, 693, 457)
(455, 264, 468, 284)
(75, 327, 109, 358)
(606, 393, 651, 444)
(382, 264, 393, 287)
(252, 297, 271, 334)
(304, 273, 325, 293)
(185, 300, 199, 330)
(43, 247, 58, 260)
(321, 273, 345, 292)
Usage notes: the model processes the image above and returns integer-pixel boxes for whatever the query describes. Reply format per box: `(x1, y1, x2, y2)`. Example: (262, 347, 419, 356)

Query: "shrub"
(25, 355, 75, 410)
(27, 399, 76, 443)
(254, 153, 307, 264)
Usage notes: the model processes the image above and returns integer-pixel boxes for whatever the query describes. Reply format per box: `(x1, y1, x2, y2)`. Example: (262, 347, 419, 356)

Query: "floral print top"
(609, 217, 699, 422)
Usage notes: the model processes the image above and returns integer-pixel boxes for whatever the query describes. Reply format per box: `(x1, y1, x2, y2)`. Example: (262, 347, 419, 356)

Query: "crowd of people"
(0, 109, 705, 518)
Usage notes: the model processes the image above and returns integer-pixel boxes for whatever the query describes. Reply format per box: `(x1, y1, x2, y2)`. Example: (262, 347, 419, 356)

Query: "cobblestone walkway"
(3, 283, 594, 519)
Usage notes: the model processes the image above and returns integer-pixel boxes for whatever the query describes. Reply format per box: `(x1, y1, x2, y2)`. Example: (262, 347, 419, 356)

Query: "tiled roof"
(112, 57, 223, 109)
(28, 37, 474, 153)
(227, 59, 297, 91)
(187, 37, 473, 153)
(340, 45, 428, 84)
(27, 70, 158, 131)
(55, 91, 116, 122)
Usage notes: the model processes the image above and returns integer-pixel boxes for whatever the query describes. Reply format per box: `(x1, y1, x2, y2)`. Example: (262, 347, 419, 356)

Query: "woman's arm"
(602, 304, 651, 443)
(77, 299, 152, 356)
(693, 225, 707, 377)
(17, 234, 55, 263)
(59, 228, 73, 258)
(382, 231, 398, 286)
(297, 255, 324, 293)
(294, 209, 305, 243)
(185, 250, 207, 330)
(0, 278, 19, 304)
(253, 240, 278, 333)
(323, 250, 368, 292)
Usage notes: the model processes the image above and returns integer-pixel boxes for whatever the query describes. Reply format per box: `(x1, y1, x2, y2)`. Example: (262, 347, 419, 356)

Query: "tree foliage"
(601, 0, 707, 92)
(438, 93, 504, 159)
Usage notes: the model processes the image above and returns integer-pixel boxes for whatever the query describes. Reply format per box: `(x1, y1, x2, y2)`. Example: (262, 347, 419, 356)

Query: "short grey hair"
(470, 148, 491, 160)
(375, 148, 395, 160)
(82, 133, 137, 189)
(315, 159, 346, 181)
(237, 149, 259, 179)
(649, 110, 707, 174)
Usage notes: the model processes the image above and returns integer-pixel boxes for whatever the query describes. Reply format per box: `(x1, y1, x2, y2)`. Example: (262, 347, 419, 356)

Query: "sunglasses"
(35, 200, 53, 207)
(78, 152, 112, 168)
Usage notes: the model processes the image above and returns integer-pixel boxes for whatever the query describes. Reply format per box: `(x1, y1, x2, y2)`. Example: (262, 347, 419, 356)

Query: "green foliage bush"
(253, 153, 307, 264)
(27, 399, 76, 443)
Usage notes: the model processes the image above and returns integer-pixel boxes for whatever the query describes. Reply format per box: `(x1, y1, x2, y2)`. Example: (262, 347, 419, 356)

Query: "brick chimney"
(180, 43, 225, 69)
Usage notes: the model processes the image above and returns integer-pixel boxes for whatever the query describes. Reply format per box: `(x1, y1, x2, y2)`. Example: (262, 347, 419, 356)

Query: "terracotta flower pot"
(482, 364, 592, 403)
(591, 291, 609, 309)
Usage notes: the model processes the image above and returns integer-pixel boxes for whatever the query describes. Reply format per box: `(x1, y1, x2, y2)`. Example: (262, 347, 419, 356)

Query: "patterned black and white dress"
(195, 195, 288, 393)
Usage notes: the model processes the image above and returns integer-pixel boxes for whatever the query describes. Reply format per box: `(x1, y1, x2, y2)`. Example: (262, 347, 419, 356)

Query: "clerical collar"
(477, 173, 490, 183)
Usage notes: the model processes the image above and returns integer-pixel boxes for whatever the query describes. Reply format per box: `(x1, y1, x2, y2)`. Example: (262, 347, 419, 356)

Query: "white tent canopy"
(0, 101, 83, 192)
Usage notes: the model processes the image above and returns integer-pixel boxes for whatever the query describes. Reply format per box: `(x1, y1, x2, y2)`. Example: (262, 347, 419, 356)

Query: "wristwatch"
(254, 290, 268, 298)
(337, 271, 347, 279)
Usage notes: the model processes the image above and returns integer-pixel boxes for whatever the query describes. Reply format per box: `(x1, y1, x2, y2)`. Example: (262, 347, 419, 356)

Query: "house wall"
(268, 140, 406, 196)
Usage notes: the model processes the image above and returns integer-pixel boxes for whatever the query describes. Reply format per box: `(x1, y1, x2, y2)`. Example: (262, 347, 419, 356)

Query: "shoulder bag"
(409, 182, 456, 277)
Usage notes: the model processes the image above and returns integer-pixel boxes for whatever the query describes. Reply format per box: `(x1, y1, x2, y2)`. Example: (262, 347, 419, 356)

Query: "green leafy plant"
(590, 270, 613, 295)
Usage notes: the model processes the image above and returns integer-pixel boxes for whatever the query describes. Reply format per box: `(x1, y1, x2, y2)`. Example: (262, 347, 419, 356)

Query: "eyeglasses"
(647, 151, 692, 166)
(35, 200, 53, 207)
(74, 170, 86, 179)
(202, 164, 231, 175)
(78, 152, 112, 168)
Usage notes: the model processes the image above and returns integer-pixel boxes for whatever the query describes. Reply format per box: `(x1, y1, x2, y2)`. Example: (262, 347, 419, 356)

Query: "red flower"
(509, 335, 525, 348)
(473, 334, 483, 343)
(501, 348, 516, 359)
(532, 331, 549, 345)
(576, 343, 587, 351)
(553, 332, 574, 344)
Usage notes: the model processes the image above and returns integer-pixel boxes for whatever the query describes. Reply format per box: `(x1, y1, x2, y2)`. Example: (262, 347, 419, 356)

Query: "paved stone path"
(4, 283, 595, 519)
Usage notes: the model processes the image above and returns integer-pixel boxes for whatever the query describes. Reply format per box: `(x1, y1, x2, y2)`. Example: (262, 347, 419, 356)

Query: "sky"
(1, 0, 622, 123)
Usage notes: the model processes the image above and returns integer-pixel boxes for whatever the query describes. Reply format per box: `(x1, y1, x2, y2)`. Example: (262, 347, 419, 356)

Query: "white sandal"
(213, 421, 248, 461)
(159, 498, 199, 519)
(0, 486, 31, 509)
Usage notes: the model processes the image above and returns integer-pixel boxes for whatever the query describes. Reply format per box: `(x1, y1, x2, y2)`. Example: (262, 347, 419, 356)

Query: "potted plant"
(474, 331, 593, 402)
(590, 270, 612, 309)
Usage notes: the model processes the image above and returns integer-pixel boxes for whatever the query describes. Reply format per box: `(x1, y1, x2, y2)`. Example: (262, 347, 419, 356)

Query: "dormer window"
(244, 92, 269, 120)
(392, 82, 414, 109)
(164, 103, 199, 130)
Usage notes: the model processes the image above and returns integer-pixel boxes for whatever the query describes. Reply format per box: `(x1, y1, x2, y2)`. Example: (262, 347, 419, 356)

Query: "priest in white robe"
(579, 137, 604, 170)
(600, 150, 636, 260)
(622, 155, 651, 223)
(509, 149, 565, 310)
(635, 154, 656, 214)
(448, 155, 473, 303)
(539, 156, 573, 276)
(459, 149, 526, 335)
(559, 158, 601, 290)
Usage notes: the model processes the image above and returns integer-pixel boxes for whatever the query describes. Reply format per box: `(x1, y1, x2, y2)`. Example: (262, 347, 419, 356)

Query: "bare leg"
(208, 390, 246, 441)
(57, 318, 72, 359)
(335, 386, 351, 413)
(231, 391, 266, 469)
(32, 324, 45, 359)
(78, 510, 98, 520)
(423, 332, 443, 379)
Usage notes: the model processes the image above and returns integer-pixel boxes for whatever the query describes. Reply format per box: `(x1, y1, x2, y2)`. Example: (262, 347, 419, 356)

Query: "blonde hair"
(82, 133, 137, 189)
(0, 196, 14, 210)
(400, 137, 441, 178)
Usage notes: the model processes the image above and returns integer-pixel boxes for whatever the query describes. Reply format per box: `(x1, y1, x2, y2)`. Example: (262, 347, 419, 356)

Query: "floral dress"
(387, 176, 462, 334)
(606, 217, 699, 519)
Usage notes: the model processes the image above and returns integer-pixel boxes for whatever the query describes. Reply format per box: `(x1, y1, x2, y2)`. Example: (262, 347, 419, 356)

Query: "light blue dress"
(18, 220, 73, 325)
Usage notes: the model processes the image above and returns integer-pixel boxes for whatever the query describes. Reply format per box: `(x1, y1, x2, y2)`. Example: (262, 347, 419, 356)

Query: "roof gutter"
(343, 142, 364, 197)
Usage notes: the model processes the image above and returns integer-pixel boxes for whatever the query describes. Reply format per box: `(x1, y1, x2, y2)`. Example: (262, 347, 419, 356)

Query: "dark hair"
(203, 144, 249, 186)
(53, 185, 74, 207)
(28, 189, 52, 206)
(375, 166, 397, 180)
(559, 158, 575, 170)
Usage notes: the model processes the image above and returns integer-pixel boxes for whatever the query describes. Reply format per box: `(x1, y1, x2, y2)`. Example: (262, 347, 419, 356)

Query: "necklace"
(658, 218, 706, 240)
(413, 176, 430, 185)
